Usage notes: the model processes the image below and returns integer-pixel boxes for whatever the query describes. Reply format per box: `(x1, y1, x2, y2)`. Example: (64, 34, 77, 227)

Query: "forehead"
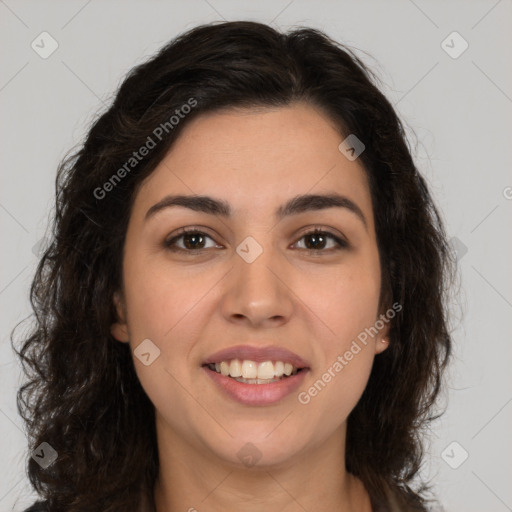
(133, 103, 374, 229)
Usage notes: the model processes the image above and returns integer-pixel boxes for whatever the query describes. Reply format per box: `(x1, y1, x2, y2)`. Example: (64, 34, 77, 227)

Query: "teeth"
(220, 361, 230, 376)
(208, 359, 301, 380)
(229, 359, 242, 377)
(274, 361, 284, 377)
(257, 361, 275, 379)
(241, 360, 258, 379)
(233, 376, 282, 384)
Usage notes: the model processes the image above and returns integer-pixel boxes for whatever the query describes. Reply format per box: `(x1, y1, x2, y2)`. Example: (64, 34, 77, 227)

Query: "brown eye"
(164, 229, 218, 252)
(164, 227, 348, 254)
(294, 228, 348, 252)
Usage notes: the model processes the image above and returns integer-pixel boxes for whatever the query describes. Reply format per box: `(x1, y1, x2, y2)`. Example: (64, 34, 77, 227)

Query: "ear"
(111, 291, 130, 343)
(375, 336, 389, 355)
(374, 312, 391, 355)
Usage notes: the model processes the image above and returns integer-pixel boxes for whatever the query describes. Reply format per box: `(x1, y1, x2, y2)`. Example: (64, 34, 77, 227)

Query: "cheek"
(296, 281, 379, 434)
(293, 258, 380, 421)
(298, 348, 374, 437)
(120, 261, 211, 433)
(123, 255, 210, 340)
(121, 255, 227, 393)
(296, 256, 382, 347)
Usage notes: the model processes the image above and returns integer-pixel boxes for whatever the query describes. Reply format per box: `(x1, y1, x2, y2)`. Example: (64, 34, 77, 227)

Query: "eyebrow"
(145, 193, 367, 229)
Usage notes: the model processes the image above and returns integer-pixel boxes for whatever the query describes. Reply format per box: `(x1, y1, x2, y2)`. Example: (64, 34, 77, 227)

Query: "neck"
(152, 420, 371, 512)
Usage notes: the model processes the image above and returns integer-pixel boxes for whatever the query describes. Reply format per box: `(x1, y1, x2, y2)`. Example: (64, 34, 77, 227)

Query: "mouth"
(201, 345, 310, 406)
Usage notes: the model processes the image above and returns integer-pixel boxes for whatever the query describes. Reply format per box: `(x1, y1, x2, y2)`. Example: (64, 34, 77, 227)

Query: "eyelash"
(163, 227, 348, 254)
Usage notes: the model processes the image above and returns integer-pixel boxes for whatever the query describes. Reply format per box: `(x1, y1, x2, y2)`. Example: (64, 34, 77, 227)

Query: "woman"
(14, 20, 453, 512)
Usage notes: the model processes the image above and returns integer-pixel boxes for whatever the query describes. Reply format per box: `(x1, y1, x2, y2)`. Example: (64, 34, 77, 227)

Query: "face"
(111, 102, 389, 470)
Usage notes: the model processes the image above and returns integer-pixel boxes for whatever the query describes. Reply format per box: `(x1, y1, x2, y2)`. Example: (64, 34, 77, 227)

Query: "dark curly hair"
(12, 20, 454, 512)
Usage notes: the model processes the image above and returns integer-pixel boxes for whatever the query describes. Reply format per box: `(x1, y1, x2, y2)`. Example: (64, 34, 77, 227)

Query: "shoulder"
(23, 501, 49, 512)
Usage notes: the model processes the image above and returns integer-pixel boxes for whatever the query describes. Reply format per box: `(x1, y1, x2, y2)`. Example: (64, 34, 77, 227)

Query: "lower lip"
(202, 366, 309, 406)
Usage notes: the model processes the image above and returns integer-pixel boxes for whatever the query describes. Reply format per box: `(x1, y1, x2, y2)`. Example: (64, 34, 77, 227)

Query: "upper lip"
(202, 344, 310, 369)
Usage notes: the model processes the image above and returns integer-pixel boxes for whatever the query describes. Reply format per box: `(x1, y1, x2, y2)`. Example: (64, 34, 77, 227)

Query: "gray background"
(1, 1, 511, 511)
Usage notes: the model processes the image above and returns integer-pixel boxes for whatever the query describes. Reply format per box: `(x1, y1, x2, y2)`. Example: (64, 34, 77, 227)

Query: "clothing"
(23, 502, 48, 512)
(25, 487, 420, 512)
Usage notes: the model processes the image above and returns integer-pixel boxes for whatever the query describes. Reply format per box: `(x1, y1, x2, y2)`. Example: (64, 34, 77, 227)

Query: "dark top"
(24, 502, 48, 512)
(23, 498, 409, 512)
(25, 485, 416, 512)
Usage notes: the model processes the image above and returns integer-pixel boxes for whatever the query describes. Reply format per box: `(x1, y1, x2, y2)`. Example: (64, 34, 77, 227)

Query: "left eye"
(293, 228, 348, 251)
(164, 228, 347, 253)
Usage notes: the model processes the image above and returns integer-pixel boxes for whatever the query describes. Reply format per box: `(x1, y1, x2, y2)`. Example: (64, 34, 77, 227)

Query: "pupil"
(184, 233, 204, 249)
(184, 233, 326, 250)
(306, 233, 325, 250)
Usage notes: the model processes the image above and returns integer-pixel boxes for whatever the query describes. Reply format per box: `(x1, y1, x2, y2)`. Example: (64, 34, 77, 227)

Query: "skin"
(111, 102, 389, 511)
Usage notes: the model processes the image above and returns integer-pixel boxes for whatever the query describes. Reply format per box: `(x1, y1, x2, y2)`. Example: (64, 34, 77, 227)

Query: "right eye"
(163, 228, 220, 253)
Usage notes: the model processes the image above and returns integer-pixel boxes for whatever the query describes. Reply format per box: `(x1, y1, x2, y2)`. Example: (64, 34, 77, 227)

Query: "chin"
(208, 429, 308, 469)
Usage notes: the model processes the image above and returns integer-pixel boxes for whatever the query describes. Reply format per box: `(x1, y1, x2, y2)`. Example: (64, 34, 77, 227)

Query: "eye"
(292, 227, 348, 252)
(163, 227, 348, 254)
(164, 227, 220, 252)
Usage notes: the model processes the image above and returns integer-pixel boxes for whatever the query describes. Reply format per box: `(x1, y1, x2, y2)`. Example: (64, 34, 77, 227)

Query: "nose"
(220, 236, 294, 328)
